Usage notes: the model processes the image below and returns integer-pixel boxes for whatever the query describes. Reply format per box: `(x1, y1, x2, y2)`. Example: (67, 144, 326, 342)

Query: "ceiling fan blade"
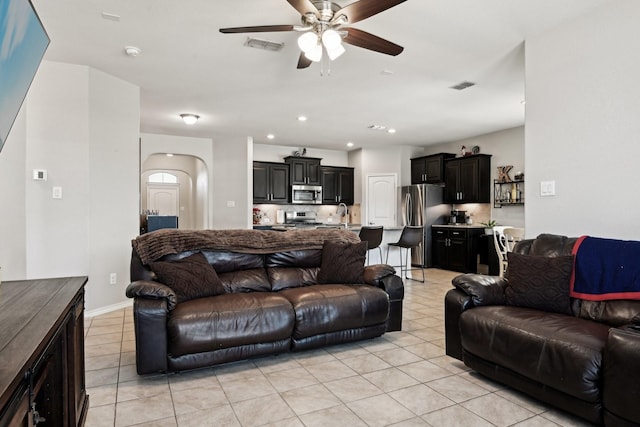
(286, 0, 318, 16)
(297, 52, 312, 69)
(342, 27, 404, 56)
(219, 25, 295, 34)
(337, 0, 407, 24)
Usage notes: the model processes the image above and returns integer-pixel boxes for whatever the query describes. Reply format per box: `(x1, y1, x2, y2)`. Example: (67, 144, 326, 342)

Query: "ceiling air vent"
(450, 81, 476, 91)
(244, 38, 285, 52)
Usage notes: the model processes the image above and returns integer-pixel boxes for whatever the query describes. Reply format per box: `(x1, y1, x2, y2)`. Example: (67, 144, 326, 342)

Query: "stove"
(285, 211, 322, 226)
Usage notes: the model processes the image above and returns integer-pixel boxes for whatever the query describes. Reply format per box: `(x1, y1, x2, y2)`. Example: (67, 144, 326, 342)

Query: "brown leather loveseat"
(126, 228, 403, 375)
(445, 233, 640, 426)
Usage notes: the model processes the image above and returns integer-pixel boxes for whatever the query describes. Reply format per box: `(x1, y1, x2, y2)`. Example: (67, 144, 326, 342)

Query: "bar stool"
(386, 225, 425, 282)
(358, 226, 384, 265)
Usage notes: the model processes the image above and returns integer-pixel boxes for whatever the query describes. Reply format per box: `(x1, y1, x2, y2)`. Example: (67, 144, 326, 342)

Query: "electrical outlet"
(109, 273, 117, 285)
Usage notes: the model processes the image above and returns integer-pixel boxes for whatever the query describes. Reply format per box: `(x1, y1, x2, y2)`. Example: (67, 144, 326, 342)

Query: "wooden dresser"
(0, 277, 89, 426)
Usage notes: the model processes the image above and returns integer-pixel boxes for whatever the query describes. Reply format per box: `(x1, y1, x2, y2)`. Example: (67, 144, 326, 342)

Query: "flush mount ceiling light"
(180, 114, 200, 125)
(124, 46, 141, 57)
(297, 115, 308, 122)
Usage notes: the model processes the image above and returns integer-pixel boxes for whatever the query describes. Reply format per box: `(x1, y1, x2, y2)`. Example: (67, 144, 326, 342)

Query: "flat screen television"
(0, 0, 49, 153)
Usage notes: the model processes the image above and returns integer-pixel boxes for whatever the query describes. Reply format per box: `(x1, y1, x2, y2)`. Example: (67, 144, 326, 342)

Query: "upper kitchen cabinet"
(284, 156, 321, 185)
(253, 161, 289, 204)
(444, 154, 492, 203)
(411, 153, 455, 185)
(321, 166, 354, 205)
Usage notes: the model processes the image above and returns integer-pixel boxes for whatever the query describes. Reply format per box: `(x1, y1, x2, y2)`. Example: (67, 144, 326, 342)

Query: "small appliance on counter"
(276, 209, 285, 224)
(449, 210, 467, 225)
(285, 211, 323, 227)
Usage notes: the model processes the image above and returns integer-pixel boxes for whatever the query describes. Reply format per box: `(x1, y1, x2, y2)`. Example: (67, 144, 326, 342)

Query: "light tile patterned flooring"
(84, 269, 594, 427)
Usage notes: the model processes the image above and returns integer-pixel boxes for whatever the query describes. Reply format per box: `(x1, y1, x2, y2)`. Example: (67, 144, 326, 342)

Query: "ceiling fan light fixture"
(321, 29, 342, 50)
(180, 113, 200, 125)
(304, 44, 323, 62)
(326, 43, 345, 60)
(297, 32, 319, 53)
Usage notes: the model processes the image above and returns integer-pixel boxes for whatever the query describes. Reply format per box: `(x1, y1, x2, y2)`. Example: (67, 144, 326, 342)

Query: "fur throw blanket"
(132, 228, 361, 265)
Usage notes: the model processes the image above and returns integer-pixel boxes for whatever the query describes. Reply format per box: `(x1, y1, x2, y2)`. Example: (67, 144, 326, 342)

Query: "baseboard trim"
(85, 300, 132, 318)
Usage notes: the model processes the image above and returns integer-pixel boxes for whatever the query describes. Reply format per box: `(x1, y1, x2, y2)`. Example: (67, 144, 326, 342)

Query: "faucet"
(338, 203, 349, 228)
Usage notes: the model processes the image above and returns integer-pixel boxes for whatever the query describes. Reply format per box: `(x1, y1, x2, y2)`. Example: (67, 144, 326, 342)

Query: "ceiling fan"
(219, 0, 406, 69)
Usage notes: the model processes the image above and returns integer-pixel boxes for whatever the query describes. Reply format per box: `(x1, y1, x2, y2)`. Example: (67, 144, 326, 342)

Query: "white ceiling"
(32, 0, 612, 151)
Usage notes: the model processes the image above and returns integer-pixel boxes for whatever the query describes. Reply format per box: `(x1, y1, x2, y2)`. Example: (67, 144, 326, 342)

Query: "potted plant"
(481, 220, 497, 235)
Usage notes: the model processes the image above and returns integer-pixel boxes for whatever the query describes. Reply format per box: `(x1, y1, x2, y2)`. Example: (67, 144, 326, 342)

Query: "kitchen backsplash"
(254, 204, 357, 225)
(254, 202, 491, 226)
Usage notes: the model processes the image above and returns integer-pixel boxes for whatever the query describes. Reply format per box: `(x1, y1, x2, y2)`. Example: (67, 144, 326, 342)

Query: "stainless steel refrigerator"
(401, 185, 450, 267)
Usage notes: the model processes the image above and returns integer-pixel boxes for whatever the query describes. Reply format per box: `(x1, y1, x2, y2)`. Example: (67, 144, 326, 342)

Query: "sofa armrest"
(126, 280, 177, 311)
(603, 326, 640, 425)
(363, 265, 404, 332)
(364, 264, 396, 286)
(365, 265, 404, 301)
(131, 297, 170, 374)
(452, 273, 508, 306)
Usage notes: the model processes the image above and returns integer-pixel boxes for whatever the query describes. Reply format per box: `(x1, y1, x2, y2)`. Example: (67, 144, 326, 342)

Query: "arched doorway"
(141, 154, 209, 230)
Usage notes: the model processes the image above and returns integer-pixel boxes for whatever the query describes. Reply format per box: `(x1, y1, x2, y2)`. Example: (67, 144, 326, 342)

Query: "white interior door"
(147, 184, 179, 216)
(366, 174, 397, 227)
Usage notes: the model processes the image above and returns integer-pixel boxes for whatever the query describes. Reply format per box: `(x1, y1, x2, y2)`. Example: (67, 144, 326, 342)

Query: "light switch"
(540, 181, 556, 196)
(52, 186, 63, 199)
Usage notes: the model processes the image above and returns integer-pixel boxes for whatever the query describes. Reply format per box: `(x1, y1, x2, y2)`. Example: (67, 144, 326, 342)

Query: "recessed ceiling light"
(180, 113, 199, 125)
(387, 128, 397, 134)
(297, 116, 307, 122)
(267, 134, 275, 140)
(381, 70, 394, 76)
(166, 153, 174, 157)
(346, 142, 354, 148)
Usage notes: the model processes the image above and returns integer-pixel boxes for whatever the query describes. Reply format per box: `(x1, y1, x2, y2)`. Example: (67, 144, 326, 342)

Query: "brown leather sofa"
(126, 229, 403, 375)
(445, 233, 640, 426)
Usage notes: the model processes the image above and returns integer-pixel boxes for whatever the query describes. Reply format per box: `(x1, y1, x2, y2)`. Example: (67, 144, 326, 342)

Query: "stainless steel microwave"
(291, 185, 322, 204)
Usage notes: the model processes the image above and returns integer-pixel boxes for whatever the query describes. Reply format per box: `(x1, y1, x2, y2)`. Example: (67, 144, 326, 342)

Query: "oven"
(291, 185, 322, 204)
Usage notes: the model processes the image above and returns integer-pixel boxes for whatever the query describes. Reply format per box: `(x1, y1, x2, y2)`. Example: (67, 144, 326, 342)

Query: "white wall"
(0, 61, 140, 312)
(525, 0, 640, 239)
(423, 126, 525, 228)
(212, 137, 252, 229)
(0, 109, 27, 280)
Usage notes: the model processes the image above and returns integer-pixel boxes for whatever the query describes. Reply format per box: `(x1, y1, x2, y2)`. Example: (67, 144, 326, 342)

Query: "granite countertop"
(254, 224, 405, 231)
(432, 224, 487, 229)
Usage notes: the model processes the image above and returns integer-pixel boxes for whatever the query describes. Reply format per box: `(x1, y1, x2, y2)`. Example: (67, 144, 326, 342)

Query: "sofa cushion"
(149, 252, 225, 303)
(268, 267, 319, 292)
(460, 306, 609, 403)
(279, 284, 389, 339)
(167, 293, 294, 357)
(505, 252, 574, 315)
(317, 240, 367, 284)
(218, 268, 271, 293)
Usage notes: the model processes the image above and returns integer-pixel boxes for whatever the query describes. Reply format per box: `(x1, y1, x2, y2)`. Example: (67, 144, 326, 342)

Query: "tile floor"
(84, 269, 594, 427)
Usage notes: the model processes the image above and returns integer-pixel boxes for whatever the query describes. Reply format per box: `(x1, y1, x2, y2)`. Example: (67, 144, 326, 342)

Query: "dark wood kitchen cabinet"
(284, 157, 321, 185)
(411, 153, 455, 185)
(0, 277, 89, 427)
(444, 154, 491, 203)
(321, 166, 354, 205)
(253, 162, 289, 204)
(432, 227, 484, 273)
